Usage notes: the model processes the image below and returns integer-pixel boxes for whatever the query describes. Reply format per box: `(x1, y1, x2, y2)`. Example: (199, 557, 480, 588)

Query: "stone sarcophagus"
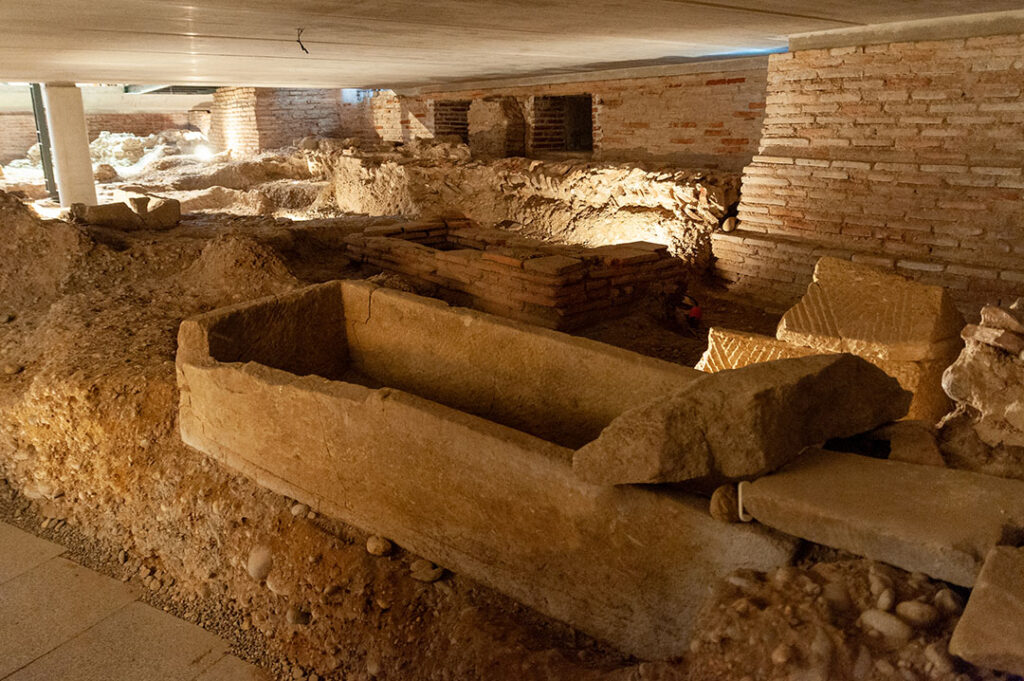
(176, 280, 795, 659)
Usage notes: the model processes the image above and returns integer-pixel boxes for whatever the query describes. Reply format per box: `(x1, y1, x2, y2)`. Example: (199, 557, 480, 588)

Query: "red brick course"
(718, 34, 1024, 313)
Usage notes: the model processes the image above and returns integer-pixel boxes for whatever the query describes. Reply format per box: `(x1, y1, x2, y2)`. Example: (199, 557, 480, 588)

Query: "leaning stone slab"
(742, 449, 1024, 586)
(573, 354, 910, 485)
(698, 327, 952, 423)
(777, 257, 964, 362)
(949, 546, 1024, 676)
(177, 281, 796, 660)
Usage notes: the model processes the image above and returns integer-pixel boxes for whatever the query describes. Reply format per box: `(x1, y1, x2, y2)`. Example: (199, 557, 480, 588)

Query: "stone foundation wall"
(717, 33, 1024, 312)
(343, 221, 689, 329)
(327, 153, 739, 267)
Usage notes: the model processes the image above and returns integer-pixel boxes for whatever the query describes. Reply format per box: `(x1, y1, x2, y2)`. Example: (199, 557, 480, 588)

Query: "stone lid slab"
(777, 257, 965, 361)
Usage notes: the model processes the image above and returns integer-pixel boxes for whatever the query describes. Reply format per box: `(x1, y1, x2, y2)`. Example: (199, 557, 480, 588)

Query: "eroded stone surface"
(777, 257, 964, 362)
(743, 449, 1024, 586)
(573, 354, 909, 485)
(695, 327, 815, 373)
(943, 339, 1024, 449)
(949, 546, 1024, 676)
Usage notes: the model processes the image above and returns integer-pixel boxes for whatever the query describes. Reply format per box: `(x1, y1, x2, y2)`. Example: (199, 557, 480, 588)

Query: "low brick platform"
(344, 221, 689, 329)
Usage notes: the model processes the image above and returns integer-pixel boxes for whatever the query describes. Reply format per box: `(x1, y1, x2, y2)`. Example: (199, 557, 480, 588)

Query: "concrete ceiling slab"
(1, 1, 1022, 88)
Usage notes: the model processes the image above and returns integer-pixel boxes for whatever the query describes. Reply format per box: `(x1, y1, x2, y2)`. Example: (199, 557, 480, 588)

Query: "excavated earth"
(0, 146, 1007, 681)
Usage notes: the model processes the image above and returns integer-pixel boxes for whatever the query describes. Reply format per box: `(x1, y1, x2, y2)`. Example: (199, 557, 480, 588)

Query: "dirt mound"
(0, 191, 91, 310)
(176, 186, 274, 215)
(170, 156, 311, 192)
(181, 234, 298, 301)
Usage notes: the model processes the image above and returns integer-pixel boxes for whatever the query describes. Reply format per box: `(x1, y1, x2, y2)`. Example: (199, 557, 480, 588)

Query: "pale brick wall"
(718, 34, 1024, 313)
(208, 87, 259, 155)
(253, 89, 343, 149)
(0, 113, 38, 164)
(1, 112, 191, 164)
(209, 87, 343, 155)
(330, 60, 768, 168)
(419, 62, 768, 169)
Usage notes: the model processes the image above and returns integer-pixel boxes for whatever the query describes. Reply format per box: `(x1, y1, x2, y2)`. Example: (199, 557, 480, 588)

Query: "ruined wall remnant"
(326, 151, 739, 269)
(176, 280, 797, 660)
(717, 33, 1024, 313)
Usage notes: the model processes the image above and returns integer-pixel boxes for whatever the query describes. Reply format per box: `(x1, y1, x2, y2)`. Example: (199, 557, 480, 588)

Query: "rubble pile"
(689, 560, 984, 681)
(938, 301, 1024, 480)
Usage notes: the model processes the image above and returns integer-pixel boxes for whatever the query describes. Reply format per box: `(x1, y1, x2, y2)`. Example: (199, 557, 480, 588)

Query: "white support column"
(41, 83, 96, 207)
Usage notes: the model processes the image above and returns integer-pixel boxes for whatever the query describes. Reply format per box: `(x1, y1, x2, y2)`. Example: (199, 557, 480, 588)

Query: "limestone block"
(142, 197, 181, 230)
(777, 257, 964, 361)
(695, 327, 816, 372)
(743, 449, 1024, 586)
(698, 327, 953, 423)
(70, 201, 143, 230)
(573, 354, 910, 485)
(949, 546, 1024, 676)
(177, 281, 796, 660)
(871, 421, 945, 467)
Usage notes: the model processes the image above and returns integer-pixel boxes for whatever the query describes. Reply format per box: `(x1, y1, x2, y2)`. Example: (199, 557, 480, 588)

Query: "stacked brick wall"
(433, 100, 470, 143)
(719, 34, 1024, 313)
(420, 59, 769, 168)
(530, 95, 569, 152)
(344, 222, 687, 330)
(209, 87, 344, 154)
(86, 113, 188, 139)
(329, 59, 767, 167)
(253, 89, 343, 149)
(0, 113, 38, 164)
(208, 87, 260, 155)
(0, 112, 191, 164)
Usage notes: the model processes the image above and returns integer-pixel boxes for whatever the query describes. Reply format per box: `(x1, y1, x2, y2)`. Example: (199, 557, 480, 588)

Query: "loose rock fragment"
(709, 485, 740, 523)
(285, 603, 311, 626)
(961, 324, 1024, 355)
(410, 559, 444, 583)
(980, 305, 1024, 336)
(860, 609, 913, 646)
(895, 600, 939, 628)
(247, 545, 273, 581)
(366, 535, 392, 556)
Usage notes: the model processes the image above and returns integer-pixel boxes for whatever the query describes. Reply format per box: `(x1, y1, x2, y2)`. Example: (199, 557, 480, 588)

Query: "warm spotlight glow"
(194, 144, 214, 161)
